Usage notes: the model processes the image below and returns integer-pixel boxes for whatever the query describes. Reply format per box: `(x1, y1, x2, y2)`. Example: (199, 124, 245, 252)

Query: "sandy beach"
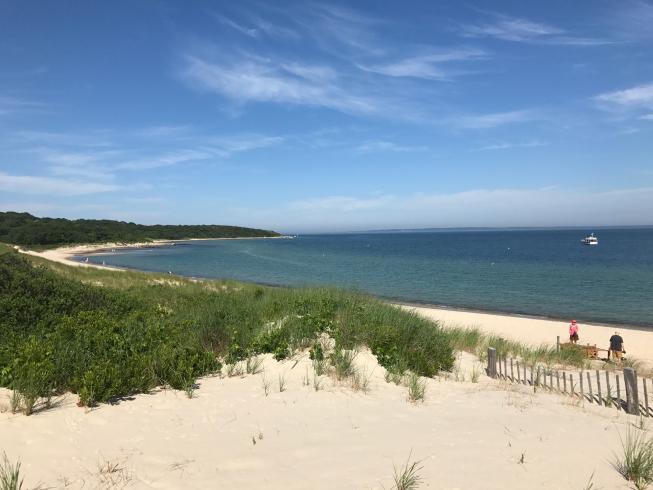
(0, 351, 635, 489)
(407, 305, 653, 367)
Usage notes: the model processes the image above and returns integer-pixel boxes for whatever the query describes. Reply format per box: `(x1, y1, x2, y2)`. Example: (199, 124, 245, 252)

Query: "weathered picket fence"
(486, 347, 650, 416)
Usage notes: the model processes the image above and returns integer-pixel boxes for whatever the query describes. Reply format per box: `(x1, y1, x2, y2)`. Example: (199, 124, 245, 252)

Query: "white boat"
(581, 233, 598, 245)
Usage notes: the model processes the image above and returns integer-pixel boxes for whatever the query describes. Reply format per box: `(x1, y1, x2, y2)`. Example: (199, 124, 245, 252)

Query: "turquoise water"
(81, 229, 653, 327)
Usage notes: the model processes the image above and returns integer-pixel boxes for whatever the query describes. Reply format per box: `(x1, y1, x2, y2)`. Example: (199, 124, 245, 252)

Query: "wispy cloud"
(0, 95, 44, 115)
(357, 48, 487, 80)
(450, 110, 536, 129)
(356, 140, 428, 153)
(461, 13, 611, 46)
(0, 172, 122, 196)
(474, 140, 548, 151)
(181, 53, 380, 116)
(594, 82, 653, 110)
(211, 13, 260, 38)
(640, 113, 653, 121)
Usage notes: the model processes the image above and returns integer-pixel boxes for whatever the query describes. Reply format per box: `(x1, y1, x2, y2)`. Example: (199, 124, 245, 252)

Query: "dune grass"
(613, 427, 653, 490)
(0, 453, 24, 490)
(0, 245, 455, 410)
(392, 452, 423, 490)
(444, 325, 587, 369)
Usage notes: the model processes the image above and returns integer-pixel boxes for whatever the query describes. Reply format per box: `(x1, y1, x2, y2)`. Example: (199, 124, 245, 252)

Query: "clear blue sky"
(1, 1, 652, 232)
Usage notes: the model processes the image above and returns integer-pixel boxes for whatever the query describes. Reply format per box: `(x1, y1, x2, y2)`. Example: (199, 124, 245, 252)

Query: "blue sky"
(1, 0, 652, 232)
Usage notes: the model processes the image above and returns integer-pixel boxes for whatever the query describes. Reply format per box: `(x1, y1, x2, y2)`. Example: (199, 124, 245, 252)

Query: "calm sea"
(80, 229, 653, 327)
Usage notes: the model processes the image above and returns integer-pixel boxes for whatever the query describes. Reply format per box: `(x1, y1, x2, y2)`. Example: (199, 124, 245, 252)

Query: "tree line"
(0, 211, 280, 247)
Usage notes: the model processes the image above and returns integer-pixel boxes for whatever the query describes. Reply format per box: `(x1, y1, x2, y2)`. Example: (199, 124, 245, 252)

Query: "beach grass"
(0, 453, 23, 490)
(613, 427, 653, 490)
(392, 452, 423, 490)
(0, 245, 455, 409)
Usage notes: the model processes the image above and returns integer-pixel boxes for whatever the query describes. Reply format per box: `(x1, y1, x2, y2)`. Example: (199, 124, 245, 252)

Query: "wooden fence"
(486, 347, 649, 416)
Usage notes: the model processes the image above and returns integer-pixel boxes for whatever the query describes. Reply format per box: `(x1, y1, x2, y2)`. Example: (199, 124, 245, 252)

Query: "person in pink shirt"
(569, 319, 579, 344)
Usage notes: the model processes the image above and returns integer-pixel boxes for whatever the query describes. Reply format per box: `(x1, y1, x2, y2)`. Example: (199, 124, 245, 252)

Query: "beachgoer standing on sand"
(569, 319, 579, 344)
(609, 331, 625, 362)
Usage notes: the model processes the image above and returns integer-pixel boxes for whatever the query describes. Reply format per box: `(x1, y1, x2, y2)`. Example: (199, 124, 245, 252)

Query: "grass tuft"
(406, 373, 426, 403)
(613, 427, 653, 490)
(392, 452, 423, 490)
(0, 453, 24, 490)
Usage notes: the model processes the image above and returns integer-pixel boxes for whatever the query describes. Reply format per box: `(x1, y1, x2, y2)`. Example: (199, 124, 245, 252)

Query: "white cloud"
(289, 194, 395, 213)
(640, 113, 653, 120)
(451, 110, 535, 129)
(181, 54, 379, 116)
(474, 140, 548, 151)
(595, 83, 653, 110)
(356, 140, 428, 153)
(357, 49, 487, 80)
(211, 13, 259, 38)
(0, 172, 122, 196)
(462, 14, 610, 46)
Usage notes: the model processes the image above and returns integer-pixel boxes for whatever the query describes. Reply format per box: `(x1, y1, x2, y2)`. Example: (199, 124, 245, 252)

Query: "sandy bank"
(407, 304, 653, 366)
(0, 351, 634, 489)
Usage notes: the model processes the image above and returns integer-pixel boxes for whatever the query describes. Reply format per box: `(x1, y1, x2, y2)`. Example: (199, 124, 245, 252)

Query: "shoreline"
(16, 236, 288, 270)
(17, 242, 652, 363)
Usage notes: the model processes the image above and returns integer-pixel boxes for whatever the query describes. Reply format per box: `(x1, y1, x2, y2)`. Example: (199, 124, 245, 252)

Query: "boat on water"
(581, 233, 599, 245)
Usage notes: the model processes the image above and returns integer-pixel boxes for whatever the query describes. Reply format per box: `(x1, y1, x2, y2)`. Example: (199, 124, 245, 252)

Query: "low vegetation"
(0, 245, 455, 412)
(445, 325, 587, 369)
(613, 427, 653, 490)
(0, 453, 24, 490)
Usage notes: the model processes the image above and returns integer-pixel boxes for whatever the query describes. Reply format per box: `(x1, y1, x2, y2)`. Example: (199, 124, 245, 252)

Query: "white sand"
(0, 351, 635, 489)
(407, 305, 653, 367)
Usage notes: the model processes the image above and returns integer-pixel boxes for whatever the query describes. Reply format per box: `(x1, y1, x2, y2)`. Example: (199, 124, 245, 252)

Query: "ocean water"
(81, 229, 653, 327)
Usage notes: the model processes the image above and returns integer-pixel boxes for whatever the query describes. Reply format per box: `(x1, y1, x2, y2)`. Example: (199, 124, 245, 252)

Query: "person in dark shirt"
(609, 332, 625, 362)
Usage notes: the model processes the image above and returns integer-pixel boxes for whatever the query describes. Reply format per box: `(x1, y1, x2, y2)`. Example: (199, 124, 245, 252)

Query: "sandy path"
(0, 352, 635, 489)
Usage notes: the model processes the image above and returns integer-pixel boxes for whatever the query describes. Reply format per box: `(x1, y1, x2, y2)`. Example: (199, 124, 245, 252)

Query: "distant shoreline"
(16, 236, 290, 270)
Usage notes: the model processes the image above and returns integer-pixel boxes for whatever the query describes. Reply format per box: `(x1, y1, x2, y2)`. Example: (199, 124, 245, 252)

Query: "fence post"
(556, 335, 560, 352)
(624, 368, 639, 415)
(487, 348, 497, 378)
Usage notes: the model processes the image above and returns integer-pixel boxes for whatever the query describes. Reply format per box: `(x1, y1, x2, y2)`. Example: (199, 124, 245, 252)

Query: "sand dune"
(0, 351, 635, 489)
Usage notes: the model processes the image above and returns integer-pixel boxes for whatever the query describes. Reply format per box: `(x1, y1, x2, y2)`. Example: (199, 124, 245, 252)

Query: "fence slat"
(516, 361, 521, 383)
(510, 358, 514, 382)
(605, 371, 612, 408)
(569, 373, 574, 397)
(587, 371, 594, 403)
(596, 370, 603, 406)
(645, 378, 650, 417)
(580, 371, 584, 400)
(616, 375, 622, 410)
(523, 364, 527, 385)
(563, 371, 567, 393)
(556, 371, 560, 391)
(504, 358, 508, 380)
